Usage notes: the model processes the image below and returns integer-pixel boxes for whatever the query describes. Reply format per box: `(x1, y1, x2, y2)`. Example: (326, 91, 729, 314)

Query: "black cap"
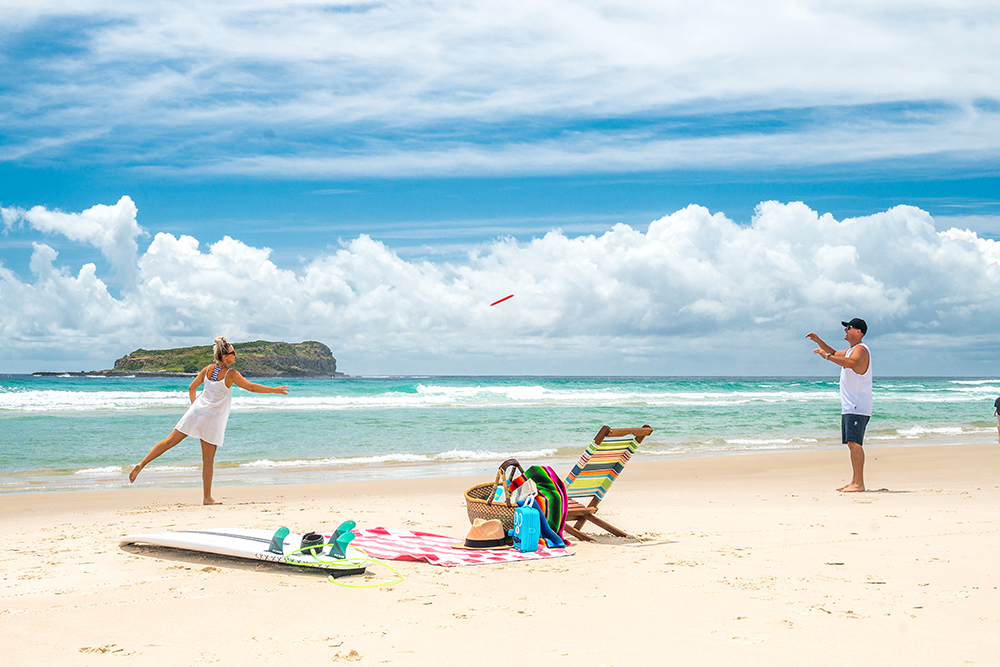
(841, 318, 867, 335)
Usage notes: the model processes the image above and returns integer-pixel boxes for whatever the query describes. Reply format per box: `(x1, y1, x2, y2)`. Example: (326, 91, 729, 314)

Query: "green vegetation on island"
(107, 340, 340, 377)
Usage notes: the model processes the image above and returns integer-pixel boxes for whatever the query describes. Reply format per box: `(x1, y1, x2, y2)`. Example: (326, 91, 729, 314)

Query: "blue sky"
(2, 1, 1000, 375)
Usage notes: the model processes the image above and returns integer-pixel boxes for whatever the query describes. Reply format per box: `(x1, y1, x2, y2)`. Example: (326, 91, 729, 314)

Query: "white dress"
(174, 365, 233, 446)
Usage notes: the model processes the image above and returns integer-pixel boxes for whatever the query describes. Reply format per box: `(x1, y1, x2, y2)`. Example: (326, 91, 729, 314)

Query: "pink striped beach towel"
(350, 527, 574, 567)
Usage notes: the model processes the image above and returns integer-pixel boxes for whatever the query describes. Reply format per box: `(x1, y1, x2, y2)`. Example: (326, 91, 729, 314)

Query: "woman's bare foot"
(203, 497, 222, 505)
(129, 464, 143, 483)
(837, 483, 865, 492)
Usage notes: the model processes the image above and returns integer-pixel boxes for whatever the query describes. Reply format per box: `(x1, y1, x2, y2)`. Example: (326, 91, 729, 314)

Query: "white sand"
(2, 443, 999, 665)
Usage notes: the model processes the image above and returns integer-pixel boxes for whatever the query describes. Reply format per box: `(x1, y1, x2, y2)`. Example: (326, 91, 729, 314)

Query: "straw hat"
(452, 518, 511, 550)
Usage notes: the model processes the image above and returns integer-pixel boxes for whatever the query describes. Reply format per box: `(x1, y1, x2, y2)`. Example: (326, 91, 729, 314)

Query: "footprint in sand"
(333, 649, 362, 661)
(79, 645, 123, 654)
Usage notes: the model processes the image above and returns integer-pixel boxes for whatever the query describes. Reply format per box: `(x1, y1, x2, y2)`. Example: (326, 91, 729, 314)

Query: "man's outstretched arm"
(806, 332, 838, 357)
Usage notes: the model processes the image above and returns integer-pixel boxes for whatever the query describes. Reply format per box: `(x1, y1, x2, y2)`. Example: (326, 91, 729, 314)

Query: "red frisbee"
(489, 294, 514, 306)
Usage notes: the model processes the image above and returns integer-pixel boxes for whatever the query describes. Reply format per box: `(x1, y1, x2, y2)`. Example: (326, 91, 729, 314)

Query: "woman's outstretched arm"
(228, 370, 289, 395)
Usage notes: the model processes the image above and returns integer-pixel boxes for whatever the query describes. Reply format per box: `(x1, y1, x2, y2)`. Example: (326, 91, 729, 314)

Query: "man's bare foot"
(129, 464, 142, 483)
(838, 483, 865, 492)
(203, 498, 222, 505)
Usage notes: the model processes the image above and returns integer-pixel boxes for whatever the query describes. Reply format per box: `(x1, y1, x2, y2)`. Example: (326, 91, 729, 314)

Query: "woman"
(129, 336, 289, 504)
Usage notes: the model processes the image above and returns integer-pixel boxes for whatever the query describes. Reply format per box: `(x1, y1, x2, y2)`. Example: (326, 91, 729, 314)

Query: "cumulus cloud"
(3, 197, 1000, 374)
(1, 196, 143, 286)
(0, 241, 139, 353)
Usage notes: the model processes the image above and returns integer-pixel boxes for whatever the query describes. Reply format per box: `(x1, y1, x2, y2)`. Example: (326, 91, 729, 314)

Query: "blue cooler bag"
(510, 505, 541, 552)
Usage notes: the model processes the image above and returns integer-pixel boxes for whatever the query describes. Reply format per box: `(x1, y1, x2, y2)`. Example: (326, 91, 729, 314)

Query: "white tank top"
(840, 343, 872, 416)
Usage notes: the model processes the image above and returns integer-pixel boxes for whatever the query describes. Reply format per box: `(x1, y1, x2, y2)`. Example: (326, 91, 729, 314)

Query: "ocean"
(1, 375, 997, 494)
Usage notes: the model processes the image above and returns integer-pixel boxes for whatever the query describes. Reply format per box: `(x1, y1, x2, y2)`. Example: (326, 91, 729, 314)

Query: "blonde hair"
(213, 336, 232, 364)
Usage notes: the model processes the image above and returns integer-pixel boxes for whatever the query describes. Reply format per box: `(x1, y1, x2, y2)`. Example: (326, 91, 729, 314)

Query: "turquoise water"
(1, 375, 997, 493)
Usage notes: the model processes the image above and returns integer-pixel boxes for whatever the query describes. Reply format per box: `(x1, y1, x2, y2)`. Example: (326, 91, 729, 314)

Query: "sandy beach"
(2, 443, 998, 666)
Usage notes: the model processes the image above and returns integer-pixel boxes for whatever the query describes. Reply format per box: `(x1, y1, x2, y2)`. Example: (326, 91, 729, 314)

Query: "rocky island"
(34, 340, 342, 378)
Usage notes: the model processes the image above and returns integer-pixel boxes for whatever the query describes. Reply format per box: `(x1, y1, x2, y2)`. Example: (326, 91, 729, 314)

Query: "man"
(993, 393, 1000, 441)
(806, 318, 872, 492)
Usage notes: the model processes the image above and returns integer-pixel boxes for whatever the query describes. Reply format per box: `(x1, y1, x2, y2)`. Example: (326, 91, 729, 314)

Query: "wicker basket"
(464, 482, 516, 530)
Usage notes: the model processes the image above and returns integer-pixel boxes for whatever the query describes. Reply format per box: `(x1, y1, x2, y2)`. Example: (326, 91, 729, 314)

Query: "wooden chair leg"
(563, 523, 594, 542)
(584, 514, 629, 538)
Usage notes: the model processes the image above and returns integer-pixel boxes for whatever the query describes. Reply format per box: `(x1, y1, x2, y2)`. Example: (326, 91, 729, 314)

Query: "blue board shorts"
(842, 414, 870, 445)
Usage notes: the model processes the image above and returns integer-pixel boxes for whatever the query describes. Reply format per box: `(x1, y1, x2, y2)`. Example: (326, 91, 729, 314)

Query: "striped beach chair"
(563, 425, 653, 541)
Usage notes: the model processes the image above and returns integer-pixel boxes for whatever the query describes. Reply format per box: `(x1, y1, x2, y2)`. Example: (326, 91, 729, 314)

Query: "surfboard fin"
(329, 520, 356, 559)
(268, 527, 290, 554)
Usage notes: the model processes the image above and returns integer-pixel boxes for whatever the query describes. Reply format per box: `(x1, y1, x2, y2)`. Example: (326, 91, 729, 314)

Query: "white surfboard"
(120, 527, 368, 576)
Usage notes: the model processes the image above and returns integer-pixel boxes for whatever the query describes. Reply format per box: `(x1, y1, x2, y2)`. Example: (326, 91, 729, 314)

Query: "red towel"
(350, 527, 573, 567)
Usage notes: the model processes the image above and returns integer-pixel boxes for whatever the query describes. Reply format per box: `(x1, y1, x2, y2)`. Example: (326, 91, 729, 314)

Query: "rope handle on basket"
(487, 458, 525, 507)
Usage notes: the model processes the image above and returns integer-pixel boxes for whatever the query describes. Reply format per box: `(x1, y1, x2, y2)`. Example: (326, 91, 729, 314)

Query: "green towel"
(525, 465, 568, 536)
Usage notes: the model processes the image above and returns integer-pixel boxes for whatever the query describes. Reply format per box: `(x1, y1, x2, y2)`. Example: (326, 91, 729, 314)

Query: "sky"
(2, 1, 999, 376)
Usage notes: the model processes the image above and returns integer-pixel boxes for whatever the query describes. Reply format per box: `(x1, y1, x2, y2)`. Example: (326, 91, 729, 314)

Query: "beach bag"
(464, 459, 525, 530)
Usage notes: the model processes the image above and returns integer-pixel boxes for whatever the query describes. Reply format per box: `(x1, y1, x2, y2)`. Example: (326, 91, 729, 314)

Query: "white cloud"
(0, 242, 139, 352)
(2, 1, 999, 175)
(3, 197, 1000, 374)
(2, 196, 144, 285)
(174, 110, 1000, 177)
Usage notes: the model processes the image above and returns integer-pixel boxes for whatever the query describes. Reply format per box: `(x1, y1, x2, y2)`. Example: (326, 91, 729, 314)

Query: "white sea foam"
(940, 384, 1000, 394)
(75, 466, 123, 475)
(434, 448, 557, 461)
(896, 425, 968, 437)
(240, 454, 431, 469)
(949, 379, 1000, 385)
(0, 389, 188, 411)
(872, 425, 995, 441)
(723, 437, 819, 447)
(407, 384, 840, 408)
(0, 384, 845, 412)
(5, 383, 984, 413)
(638, 438, 820, 457)
(238, 447, 559, 470)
